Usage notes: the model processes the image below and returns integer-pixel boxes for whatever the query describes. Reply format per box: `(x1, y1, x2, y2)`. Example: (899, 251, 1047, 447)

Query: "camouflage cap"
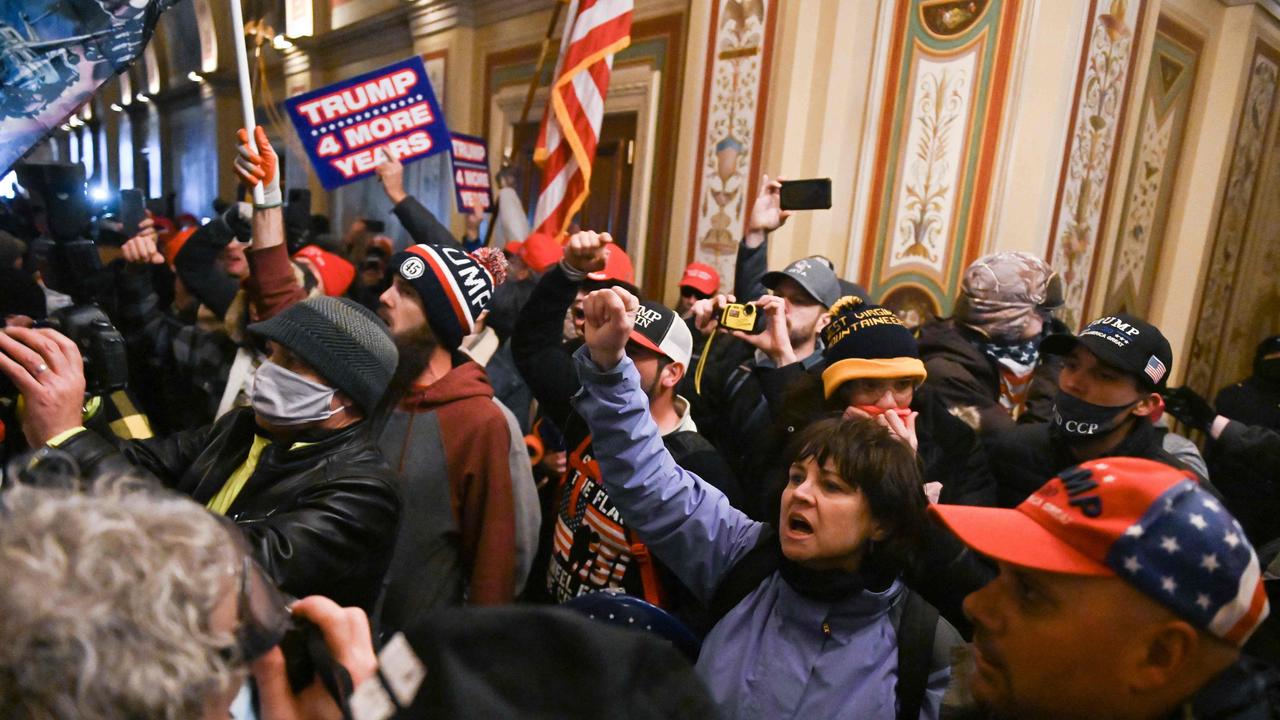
(954, 251, 1063, 343)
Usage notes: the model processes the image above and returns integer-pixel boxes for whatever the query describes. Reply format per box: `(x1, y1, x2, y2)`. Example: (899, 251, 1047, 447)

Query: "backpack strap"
(893, 589, 940, 720)
(708, 526, 781, 622)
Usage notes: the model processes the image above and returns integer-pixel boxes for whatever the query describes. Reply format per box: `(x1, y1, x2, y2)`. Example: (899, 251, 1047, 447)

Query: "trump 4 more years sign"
(285, 56, 448, 190)
(449, 133, 492, 213)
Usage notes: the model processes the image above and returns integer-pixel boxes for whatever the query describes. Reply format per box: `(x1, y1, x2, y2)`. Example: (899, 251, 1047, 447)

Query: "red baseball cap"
(931, 457, 1269, 646)
(587, 243, 634, 285)
(679, 262, 719, 296)
(294, 245, 356, 297)
(519, 232, 562, 274)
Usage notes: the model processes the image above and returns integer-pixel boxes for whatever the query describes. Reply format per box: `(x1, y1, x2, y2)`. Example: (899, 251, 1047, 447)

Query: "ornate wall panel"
(1104, 16, 1201, 316)
(1045, 0, 1148, 329)
(860, 0, 1022, 320)
(686, 0, 779, 288)
(1185, 40, 1280, 395)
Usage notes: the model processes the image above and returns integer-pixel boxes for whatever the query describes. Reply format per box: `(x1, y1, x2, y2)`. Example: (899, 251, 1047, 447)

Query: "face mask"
(1050, 390, 1136, 441)
(251, 361, 342, 426)
(854, 405, 913, 420)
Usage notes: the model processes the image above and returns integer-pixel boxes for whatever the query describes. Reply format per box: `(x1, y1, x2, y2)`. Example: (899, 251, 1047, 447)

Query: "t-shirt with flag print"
(548, 436, 658, 603)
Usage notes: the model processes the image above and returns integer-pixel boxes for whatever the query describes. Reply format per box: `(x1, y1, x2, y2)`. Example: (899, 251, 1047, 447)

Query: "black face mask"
(1050, 390, 1137, 442)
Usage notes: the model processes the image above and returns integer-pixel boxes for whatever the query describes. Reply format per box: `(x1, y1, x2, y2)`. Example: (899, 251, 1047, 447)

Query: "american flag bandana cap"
(1106, 476, 1268, 646)
(930, 457, 1269, 646)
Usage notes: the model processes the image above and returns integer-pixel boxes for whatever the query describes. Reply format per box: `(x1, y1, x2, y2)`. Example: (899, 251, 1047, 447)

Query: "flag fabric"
(0, 0, 182, 173)
(532, 0, 633, 238)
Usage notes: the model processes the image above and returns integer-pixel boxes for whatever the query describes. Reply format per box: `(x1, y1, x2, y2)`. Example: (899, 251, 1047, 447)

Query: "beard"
(386, 323, 439, 402)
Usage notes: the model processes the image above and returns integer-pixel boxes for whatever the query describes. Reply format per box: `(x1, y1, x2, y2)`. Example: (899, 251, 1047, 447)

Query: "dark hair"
(782, 416, 928, 570)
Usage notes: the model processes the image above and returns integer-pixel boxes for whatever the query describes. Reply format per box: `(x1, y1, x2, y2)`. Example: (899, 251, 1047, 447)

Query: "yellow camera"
(719, 303, 766, 334)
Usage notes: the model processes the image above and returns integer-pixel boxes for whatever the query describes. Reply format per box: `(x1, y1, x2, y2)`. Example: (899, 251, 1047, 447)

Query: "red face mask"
(854, 405, 913, 420)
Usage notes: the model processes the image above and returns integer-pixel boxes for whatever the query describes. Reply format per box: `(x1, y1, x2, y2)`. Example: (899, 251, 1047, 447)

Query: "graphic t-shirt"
(547, 435, 662, 604)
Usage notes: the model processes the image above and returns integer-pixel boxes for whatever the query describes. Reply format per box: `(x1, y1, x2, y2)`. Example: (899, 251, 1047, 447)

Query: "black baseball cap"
(762, 256, 842, 308)
(629, 300, 693, 367)
(1042, 313, 1172, 389)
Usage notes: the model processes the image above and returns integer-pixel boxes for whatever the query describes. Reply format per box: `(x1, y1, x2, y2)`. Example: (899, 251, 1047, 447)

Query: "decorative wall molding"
(860, 0, 1023, 322)
(685, 0, 779, 289)
(1044, 0, 1148, 329)
(1185, 39, 1280, 394)
(1104, 15, 1202, 316)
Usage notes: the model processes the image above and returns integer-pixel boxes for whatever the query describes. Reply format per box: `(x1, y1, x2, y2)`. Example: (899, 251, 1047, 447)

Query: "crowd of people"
(1, 126, 1278, 720)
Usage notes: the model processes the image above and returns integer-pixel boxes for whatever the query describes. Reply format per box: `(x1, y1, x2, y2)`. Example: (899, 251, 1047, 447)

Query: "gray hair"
(0, 478, 246, 720)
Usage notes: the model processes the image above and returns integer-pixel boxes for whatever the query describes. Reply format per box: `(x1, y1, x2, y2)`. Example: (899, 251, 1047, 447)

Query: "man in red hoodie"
(374, 239, 539, 631)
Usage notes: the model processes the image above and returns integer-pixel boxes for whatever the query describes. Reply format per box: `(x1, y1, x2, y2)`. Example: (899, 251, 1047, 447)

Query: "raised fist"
(563, 230, 613, 275)
(582, 286, 639, 370)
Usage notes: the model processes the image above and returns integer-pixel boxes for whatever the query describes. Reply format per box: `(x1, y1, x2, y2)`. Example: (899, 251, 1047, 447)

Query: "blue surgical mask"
(1050, 390, 1137, 442)
(250, 361, 341, 426)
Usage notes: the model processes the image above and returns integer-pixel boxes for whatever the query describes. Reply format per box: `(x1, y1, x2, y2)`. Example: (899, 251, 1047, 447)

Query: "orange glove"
(234, 126, 281, 207)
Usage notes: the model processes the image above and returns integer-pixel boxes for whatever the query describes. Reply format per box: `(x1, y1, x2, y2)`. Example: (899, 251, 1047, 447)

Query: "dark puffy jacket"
(56, 409, 401, 612)
(916, 318, 1063, 434)
(984, 419, 1193, 508)
(1211, 420, 1280, 546)
(1215, 376, 1280, 432)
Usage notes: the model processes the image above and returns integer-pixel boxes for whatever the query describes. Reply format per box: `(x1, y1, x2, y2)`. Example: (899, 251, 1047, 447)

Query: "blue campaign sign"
(449, 133, 492, 213)
(284, 56, 449, 190)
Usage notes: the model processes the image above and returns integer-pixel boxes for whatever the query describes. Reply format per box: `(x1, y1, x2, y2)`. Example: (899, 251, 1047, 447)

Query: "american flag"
(1144, 355, 1167, 384)
(532, 0, 634, 238)
(1106, 481, 1269, 646)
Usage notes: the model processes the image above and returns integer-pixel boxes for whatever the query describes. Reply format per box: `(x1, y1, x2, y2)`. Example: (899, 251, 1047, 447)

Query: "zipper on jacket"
(822, 621, 831, 638)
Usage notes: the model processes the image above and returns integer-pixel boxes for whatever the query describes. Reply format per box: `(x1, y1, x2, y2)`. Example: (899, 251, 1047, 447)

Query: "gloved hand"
(234, 126, 282, 208)
(1160, 386, 1216, 431)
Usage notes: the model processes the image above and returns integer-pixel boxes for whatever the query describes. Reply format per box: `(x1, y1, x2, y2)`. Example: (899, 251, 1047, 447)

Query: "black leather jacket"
(57, 408, 401, 611)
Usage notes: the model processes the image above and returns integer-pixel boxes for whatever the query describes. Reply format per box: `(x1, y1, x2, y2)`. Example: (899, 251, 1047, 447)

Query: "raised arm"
(572, 287, 763, 601)
(374, 150, 464, 252)
(734, 173, 790, 301)
(233, 126, 306, 320)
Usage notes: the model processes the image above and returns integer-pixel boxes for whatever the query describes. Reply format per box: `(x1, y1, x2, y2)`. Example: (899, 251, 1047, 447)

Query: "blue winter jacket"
(571, 348, 949, 719)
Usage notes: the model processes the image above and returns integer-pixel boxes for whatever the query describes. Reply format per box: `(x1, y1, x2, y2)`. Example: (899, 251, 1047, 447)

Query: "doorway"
(508, 111, 638, 250)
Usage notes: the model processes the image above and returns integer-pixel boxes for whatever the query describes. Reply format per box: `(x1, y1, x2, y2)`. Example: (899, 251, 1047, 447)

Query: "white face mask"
(250, 360, 342, 426)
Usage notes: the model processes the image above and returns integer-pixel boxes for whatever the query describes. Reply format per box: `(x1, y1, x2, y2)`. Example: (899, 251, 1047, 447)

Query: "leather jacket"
(58, 408, 401, 612)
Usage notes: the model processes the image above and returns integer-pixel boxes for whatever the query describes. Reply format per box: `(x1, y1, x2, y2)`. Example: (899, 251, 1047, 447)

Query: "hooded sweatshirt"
(378, 360, 534, 630)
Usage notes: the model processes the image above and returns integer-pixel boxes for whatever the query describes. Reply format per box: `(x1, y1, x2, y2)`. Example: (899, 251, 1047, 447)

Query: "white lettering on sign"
(454, 168, 491, 188)
(459, 190, 490, 211)
(331, 132, 434, 178)
(451, 138, 485, 162)
(297, 69, 418, 124)
(341, 102, 435, 150)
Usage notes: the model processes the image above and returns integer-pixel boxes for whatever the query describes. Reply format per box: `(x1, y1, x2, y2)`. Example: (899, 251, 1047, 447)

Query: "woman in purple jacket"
(570, 286, 959, 719)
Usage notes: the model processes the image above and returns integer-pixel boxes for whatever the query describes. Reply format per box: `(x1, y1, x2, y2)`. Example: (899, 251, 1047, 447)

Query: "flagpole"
(229, 0, 265, 206)
(482, 0, 567, 247)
